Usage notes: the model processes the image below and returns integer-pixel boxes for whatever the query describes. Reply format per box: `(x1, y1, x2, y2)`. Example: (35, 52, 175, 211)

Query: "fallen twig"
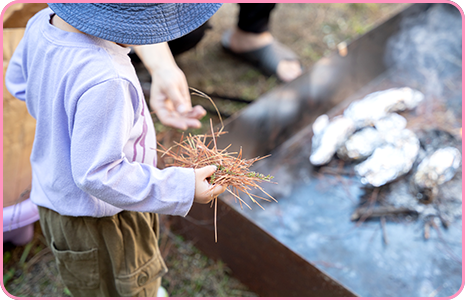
(351, 205, 418, 222)
(381, 216, 388, 245)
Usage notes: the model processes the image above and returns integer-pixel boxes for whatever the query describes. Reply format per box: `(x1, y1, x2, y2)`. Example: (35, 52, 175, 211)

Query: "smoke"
(384, 4, 462, 100)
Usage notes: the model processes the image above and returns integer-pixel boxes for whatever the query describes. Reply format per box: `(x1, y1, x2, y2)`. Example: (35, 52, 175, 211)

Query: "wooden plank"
(3, 28, 36, 207)
(3, 3, 48, 29)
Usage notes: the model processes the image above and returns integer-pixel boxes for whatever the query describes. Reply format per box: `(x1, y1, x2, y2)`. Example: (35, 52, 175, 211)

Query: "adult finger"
(165, 89, 187, 113)
(184, 118, 202, 129)
(153, 105, 188, 130)
(184, 105, 207, 119)
(160, 116, 188, 130)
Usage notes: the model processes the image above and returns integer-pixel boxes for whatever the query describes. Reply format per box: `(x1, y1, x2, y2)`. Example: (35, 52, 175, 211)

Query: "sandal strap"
(222, 30, 300, 78)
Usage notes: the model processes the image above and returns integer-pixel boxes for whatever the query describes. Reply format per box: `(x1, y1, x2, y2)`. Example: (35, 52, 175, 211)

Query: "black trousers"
(168, 3, 277, 56)
(237, 3, 276, 34)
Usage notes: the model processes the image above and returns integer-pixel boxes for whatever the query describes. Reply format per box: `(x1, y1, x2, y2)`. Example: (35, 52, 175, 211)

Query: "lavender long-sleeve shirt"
(5, 8, 195, 217)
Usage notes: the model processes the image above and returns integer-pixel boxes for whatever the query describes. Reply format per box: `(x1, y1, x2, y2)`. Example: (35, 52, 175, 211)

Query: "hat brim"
(48, 3, 222, 45)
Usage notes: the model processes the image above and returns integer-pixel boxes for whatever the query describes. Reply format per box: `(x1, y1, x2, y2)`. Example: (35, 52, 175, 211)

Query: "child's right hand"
(194, 166, 226, 204)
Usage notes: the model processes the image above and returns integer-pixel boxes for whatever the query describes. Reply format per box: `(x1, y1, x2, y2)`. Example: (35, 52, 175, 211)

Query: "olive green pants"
(38, 206, 168, 297)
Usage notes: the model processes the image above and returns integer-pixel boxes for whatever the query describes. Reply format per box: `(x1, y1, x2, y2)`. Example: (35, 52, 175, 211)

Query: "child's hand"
(194, 166, 226, 204)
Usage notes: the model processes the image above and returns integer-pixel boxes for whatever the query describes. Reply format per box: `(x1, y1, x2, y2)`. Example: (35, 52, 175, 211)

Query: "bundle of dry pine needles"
(157, 88, 277, 242)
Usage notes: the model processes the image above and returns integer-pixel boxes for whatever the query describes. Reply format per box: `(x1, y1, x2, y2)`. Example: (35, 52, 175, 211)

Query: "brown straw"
(156, 88, 276, 242)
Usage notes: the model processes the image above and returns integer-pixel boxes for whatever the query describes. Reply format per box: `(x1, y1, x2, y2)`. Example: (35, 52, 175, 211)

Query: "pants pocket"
(50, 239, 99, 290)
(115, 254, 168, 297)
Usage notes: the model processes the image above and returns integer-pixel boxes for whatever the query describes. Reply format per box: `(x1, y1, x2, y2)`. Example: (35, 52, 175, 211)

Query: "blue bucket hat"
(47, 3, 222, 45)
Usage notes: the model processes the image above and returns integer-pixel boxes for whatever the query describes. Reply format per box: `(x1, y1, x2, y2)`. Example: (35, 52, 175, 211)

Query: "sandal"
(221, 29, 302, 81)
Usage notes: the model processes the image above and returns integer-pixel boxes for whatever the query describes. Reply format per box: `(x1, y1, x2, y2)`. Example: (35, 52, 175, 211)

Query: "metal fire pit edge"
(168, 4, 433, 297)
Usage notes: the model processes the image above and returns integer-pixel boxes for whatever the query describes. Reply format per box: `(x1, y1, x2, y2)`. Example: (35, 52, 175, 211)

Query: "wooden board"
(3, 28, 36, 207)
(3, 3, 48, 29)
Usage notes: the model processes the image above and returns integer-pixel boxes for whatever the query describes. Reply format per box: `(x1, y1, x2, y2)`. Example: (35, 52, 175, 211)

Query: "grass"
(3, 224, 68, 297)
(3, 221, 256, 297)
(159, 218, 257, 297)
(174, 3, 408, 101)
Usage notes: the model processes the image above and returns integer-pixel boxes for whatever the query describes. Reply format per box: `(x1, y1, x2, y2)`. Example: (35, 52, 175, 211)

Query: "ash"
(355, 127, 462, 229)
(379, 4, 462, 226)
(383, 170, 462, 227)
(385, 4, 462, 114)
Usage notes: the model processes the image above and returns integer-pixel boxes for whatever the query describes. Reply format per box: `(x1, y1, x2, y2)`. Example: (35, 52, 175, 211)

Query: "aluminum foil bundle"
(310, 87, 422, 167)
(355, 129, 420, 187)
(375, 113, 407, 133)
(337, 127, 382, 161)
(412, 147, 461, 202)
(343, 87, 424, 128)
(310, 115, 355, 166)
(337, 113, 407, 161)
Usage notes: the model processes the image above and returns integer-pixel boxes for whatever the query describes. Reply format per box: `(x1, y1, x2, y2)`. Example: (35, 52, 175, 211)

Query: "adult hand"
(149, 62, 206, 130)
(133, 43, 206, 130)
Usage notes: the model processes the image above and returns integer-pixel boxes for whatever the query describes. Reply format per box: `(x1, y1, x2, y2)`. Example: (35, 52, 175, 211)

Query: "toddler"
(5, 3, 224, 297)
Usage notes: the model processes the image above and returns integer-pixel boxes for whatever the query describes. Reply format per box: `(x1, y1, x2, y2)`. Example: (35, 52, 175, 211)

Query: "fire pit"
(170, 3, 462, 297)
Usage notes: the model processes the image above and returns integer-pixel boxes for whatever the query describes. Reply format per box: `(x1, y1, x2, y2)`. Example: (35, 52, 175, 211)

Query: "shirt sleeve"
(5, 36, 27, 101)
(70, 79, 195, 217)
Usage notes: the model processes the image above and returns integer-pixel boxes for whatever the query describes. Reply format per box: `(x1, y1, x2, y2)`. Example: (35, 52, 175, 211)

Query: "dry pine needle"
(156, 89, 277, 241)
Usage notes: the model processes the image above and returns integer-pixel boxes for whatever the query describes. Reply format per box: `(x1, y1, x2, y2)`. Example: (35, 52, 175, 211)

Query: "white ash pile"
(309, 87, 461, 195)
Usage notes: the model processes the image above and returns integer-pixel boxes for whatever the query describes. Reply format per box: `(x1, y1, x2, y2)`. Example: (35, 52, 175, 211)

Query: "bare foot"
(228, 28, 302, 82)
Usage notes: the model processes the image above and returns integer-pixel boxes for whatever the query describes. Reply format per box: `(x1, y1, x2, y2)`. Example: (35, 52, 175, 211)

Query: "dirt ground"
(3, 3, 408, 297)
(177, 3, 407, 100)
